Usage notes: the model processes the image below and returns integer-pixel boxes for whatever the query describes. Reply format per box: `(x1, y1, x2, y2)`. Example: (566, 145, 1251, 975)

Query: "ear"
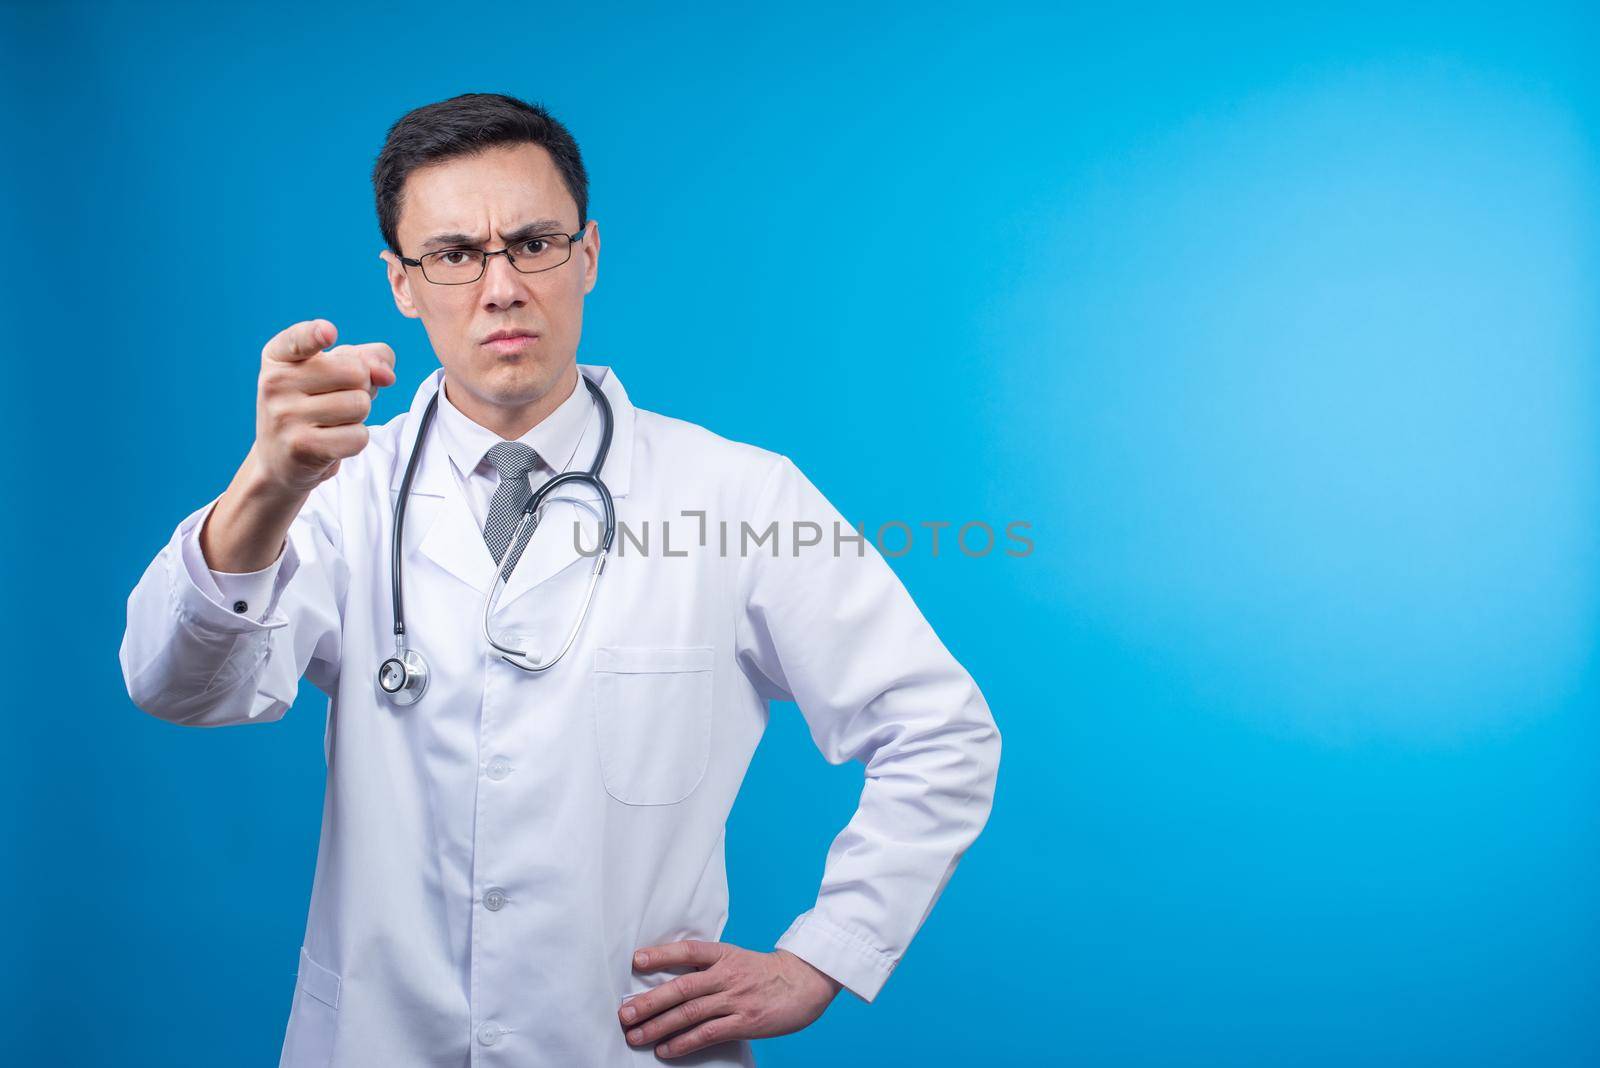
(379, 249, 421, 319)
(579, 219, 600, 297)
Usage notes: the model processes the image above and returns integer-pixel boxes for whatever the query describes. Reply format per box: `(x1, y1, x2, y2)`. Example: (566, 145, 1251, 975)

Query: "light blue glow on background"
(3, 2, 1597, 1064)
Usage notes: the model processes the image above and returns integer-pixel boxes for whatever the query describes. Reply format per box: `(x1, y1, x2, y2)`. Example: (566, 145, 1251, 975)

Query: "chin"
(471, 354, 565, 402)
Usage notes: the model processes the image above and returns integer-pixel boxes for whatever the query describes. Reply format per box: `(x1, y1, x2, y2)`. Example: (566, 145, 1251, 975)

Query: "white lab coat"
(119, 363, 1000, 1067)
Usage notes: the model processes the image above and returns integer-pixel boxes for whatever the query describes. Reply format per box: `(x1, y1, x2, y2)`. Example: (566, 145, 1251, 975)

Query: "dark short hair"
(371, 92, 589, 255)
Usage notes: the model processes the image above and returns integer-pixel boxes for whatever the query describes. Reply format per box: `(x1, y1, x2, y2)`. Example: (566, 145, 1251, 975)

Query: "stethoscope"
(377, 374, 618, 706)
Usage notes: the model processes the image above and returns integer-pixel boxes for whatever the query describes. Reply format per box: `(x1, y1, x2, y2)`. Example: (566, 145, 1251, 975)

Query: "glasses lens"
(508, 234, 573, 274)
(420, 249, 486, 284)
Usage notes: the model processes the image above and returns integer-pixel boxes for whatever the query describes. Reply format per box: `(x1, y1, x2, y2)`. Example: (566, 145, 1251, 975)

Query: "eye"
(438, 250, 474, 266)
(516, 238, 550, 255)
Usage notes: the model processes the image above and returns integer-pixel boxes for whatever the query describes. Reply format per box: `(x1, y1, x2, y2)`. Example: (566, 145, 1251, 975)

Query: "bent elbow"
(966, 685, 1002, 816)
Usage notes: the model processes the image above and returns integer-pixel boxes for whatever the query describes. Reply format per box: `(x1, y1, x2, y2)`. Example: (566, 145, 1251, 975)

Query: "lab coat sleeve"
(119, 477, 347, 727)
(735, 455, 1001, 1003)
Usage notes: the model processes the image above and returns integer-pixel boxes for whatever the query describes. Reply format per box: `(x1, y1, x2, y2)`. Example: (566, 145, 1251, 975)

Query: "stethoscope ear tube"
(390, 388, 441, 644)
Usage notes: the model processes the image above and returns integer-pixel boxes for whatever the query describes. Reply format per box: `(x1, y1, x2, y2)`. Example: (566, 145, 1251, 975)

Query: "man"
(120, 92, 1000, 1067)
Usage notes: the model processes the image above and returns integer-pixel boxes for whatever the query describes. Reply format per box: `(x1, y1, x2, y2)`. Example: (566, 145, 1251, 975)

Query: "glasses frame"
(399, 223, 588, 285)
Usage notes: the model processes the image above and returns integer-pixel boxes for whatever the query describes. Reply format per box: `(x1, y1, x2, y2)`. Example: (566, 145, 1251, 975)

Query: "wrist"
(776, 949, 843, 996)
(236, 443, 315, 507)
(201, 447, 309, 572)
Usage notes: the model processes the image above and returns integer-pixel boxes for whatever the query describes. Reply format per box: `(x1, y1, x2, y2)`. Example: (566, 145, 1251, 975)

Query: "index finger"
(618, 968, 718, 1025)
(265, 319, 336, 363)
(633, 940, 723, 971)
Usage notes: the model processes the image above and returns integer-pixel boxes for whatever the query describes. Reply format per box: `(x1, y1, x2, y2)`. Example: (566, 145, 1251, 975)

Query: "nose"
(479, 249, 528, 310)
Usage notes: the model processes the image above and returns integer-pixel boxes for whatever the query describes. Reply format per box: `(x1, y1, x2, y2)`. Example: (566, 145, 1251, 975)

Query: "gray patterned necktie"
(482, 442, 542, 579)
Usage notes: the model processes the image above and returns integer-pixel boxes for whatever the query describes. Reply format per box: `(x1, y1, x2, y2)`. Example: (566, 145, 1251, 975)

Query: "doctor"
(120, 92, 1000, 1067)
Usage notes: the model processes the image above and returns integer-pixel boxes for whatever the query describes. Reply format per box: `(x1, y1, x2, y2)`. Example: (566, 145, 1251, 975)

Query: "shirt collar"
(433, 368, 595, 482)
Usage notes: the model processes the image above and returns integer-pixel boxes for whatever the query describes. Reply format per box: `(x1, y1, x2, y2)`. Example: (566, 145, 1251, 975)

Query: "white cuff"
(775, 912, 897, 1004)
(174, 497, 301, 633)
(210, 555, 285, 622)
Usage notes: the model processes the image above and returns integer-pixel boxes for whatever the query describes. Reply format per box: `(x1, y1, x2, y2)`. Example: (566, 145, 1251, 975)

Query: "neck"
(444, 364, 579, 440)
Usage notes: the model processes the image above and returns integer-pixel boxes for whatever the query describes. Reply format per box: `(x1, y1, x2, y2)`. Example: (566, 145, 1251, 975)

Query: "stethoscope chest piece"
(377, 648, 429, 705)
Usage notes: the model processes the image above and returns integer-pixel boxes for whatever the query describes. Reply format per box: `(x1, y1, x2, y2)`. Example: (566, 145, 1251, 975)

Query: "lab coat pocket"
(280, 945, 341, 1068)
(592, 646, 715, 806)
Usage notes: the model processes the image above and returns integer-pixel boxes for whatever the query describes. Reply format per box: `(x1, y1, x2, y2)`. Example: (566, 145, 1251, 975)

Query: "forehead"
(397, 142, 577, 244)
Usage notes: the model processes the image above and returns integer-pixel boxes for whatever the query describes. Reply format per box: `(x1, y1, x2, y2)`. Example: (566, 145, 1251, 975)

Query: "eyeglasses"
(399, 225, 587, 285)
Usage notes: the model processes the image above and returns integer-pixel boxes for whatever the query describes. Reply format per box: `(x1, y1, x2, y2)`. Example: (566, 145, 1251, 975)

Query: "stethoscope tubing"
(382, 372, 616, 695)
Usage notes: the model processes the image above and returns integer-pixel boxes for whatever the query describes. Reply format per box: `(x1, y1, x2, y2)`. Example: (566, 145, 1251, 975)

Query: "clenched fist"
(254, 319, 397, 493)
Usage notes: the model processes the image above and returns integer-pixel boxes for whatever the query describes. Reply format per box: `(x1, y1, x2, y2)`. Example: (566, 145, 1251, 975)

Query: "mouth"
(481, 331, 540, 353)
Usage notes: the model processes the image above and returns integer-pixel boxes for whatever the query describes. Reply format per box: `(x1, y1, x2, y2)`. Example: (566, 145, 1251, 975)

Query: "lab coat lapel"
(415, 477, 498, 597)
(389, 369, 496, 598)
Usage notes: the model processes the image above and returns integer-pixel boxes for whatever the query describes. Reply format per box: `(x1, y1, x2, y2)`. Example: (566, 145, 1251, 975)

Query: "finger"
(307, 423, 370, 459)
(371, 340, 396, 373)
(654, 1014, 747, 1059)
(283, 348, 372, 396)
(618, 969, 719, 1027)
(300, 387, 372, 428)
(635, 940, 724, 972)
(265, 319, 336, 364)
(312, 344, 378, 399)
(623, 993, 732, 1048)
(353, 341, 396, 391)
(285, 424, 369, 469)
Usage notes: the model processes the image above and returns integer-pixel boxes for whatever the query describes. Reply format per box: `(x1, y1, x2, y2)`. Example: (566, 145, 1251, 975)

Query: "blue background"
(4, 2, 1598, 1064)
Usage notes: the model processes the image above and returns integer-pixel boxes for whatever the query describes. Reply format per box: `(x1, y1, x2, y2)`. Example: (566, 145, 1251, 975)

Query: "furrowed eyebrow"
(420, 218, 571, 251)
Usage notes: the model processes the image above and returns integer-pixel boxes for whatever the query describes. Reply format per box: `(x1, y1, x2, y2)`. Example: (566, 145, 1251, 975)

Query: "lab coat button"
(484, 887, 506, 911)
(232, 600, 248, 614)
(477, 1021, 503, 1046)
(486, 757, 512, 781)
